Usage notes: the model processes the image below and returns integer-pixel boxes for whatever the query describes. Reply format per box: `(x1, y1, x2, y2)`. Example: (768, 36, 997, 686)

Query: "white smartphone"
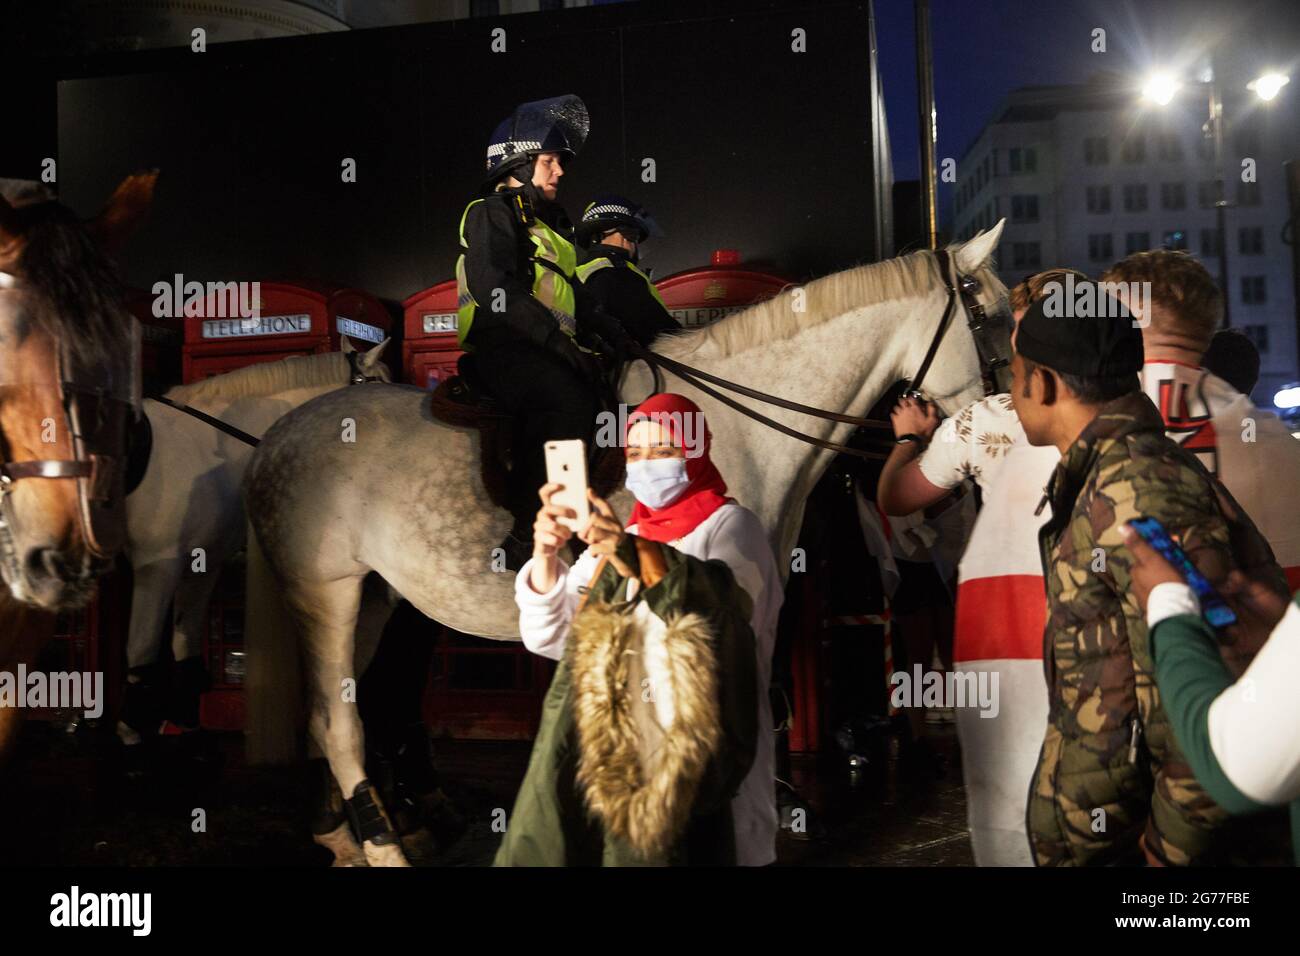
(544, 438, 590, 533)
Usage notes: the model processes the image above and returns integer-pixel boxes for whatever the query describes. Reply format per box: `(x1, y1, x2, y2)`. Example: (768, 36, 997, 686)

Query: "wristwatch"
(895, 433, 925, 446)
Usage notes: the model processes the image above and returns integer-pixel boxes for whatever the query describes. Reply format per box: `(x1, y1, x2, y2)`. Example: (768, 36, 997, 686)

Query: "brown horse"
(0, 590, 52, 763)
(0, 172, 156, 759)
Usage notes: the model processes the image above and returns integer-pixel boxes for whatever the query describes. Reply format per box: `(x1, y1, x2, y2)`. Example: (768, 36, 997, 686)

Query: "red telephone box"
(181, 281, 392, 383)
(401, 281, 462, 389)
(330, 286, 394, 353)
(655, 249, 790, 328)
(176, 281, 392, 729)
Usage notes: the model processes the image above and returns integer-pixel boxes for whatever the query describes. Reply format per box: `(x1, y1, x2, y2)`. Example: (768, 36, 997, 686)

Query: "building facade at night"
(953, 80, 1298, 404)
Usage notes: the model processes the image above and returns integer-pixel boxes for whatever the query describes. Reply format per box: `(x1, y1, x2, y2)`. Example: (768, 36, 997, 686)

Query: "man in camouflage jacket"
(1011, 286, 1290, 866)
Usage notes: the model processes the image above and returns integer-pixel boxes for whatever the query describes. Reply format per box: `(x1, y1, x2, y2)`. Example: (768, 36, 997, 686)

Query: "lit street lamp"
(1141, 65, 1291, 328)
(1140, 73, 1181, 106)
(1248, 73, 1291, 101)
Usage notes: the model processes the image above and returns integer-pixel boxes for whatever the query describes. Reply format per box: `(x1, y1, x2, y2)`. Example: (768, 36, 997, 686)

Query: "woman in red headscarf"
(511, 393, 783, 866)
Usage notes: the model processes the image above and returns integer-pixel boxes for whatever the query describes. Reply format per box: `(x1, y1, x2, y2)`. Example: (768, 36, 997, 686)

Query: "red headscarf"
(624, 393, 732, 543)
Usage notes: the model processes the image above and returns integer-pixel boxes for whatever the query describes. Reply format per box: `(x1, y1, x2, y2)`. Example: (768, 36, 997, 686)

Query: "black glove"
(587, 312, 636, 364)
(542, 325, 589, 377)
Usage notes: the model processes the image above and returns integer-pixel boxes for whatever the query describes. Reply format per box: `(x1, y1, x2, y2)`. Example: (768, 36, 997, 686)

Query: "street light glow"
(1141, 72, 1181, 106)
(1248, 72, 1290, 101)
(1275, 385, 1300, 410)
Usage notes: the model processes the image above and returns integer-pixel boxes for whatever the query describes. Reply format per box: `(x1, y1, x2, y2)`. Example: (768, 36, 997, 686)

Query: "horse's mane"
(11, 200, 130, 366)
(655, 247, 944, 361)
(165, 351, 352, 404)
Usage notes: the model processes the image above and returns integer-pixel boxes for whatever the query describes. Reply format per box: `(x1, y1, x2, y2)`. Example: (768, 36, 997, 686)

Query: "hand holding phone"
(1126, 517, 1237, 629)
(543, 439, 590, 533)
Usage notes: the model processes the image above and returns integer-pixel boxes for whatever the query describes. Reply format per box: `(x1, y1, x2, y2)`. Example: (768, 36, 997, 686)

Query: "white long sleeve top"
(1147, 583, 1300, 805)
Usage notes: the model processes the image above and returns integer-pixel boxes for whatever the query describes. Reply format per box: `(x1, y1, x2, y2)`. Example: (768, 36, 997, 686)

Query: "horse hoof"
(313, 822, 368, 867)
(363, 840, 411, 867)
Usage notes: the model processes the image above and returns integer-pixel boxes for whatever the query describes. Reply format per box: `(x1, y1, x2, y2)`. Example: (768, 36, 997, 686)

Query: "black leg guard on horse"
(345, 779, 401, 847)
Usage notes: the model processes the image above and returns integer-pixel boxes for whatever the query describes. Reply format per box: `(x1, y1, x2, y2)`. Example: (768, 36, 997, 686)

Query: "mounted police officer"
(455, 95, 633, 569)
(574, 194, 681, 348)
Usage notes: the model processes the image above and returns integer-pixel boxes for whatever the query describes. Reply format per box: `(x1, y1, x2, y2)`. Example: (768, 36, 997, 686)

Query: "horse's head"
(0, 172, 157, 610)
(904, 219, 1009, 415)
(340, 335, 395, 384)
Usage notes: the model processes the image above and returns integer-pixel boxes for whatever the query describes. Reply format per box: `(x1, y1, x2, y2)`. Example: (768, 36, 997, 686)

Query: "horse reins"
(628, 249, 1005, 462)
(153, 396, 262, 447)
(626, 345, 893, 461)
(150, 351, 385, 450)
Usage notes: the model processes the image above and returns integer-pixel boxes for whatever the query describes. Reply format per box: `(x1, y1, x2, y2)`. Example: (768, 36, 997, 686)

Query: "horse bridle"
(627, 249, 1011, 461)
(0, 270, 139, 584)
(345, 347, 386, 385)
(904, 249, 1010, 401)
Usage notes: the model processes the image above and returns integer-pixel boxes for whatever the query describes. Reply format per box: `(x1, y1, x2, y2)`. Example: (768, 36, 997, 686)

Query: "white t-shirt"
(514, 502, 783, 867)
(918, 393, 1024, 493)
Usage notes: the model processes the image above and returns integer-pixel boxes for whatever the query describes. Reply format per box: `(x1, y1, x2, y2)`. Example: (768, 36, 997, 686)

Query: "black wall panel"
(53, 0, 888, 300)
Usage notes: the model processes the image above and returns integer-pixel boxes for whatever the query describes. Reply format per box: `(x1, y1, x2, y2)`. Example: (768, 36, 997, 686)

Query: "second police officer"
(574, 194, 682, 348)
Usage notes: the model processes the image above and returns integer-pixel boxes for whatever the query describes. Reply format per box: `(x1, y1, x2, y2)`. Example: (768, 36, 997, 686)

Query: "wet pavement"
(0, 719, 972, 866)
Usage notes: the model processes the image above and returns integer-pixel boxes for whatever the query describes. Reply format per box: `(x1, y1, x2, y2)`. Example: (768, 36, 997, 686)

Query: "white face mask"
(624, 457, 690, 510)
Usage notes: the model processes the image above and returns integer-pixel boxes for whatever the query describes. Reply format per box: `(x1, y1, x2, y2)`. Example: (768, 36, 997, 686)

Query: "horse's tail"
(243, 519, 302, 765)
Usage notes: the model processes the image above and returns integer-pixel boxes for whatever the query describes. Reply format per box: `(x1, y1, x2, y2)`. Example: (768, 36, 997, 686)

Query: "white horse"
(119, 341, 391, 741)
(243, 225, 1007, 866)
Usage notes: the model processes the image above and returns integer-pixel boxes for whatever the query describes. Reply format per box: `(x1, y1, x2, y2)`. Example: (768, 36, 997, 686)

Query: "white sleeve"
(916, 412, 970, 491)
(513, 550, 600, 661)
(1145, 581, 1200, 628)
(1206, 600, 1300, 805)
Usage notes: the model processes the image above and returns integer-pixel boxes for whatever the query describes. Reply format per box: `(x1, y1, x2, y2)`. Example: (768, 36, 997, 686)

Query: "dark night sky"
(872, 0, 1299, 220)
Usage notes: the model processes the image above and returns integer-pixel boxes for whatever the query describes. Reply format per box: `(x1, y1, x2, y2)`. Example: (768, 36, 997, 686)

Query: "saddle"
(427, 354, 625, 512)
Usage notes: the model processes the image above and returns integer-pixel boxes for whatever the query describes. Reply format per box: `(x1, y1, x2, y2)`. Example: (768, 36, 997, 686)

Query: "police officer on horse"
(575, 194, 681, 348)
(455, 95, 633, 569)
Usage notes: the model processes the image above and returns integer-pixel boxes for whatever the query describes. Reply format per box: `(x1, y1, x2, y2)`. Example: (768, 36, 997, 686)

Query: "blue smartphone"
(1128, 517, 1238, 629)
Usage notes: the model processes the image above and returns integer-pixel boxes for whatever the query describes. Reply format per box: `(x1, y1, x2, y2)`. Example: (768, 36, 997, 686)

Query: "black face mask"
(596, 231, 639, 262)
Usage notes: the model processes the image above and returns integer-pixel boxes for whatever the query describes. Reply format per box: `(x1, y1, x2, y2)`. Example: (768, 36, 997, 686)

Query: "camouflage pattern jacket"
(1029, 390, 1289, 866)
